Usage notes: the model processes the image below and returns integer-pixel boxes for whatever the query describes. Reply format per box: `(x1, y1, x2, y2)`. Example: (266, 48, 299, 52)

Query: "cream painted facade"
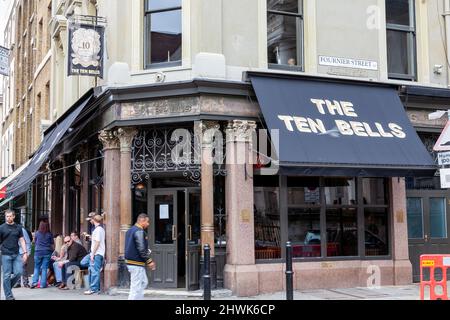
(48, 0, 450, 120)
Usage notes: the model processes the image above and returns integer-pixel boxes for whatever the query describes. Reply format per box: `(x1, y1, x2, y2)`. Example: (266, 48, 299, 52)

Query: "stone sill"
(114, 288, 232, 298)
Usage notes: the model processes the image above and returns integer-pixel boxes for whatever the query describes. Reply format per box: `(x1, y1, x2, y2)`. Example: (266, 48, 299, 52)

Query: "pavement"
(0, 284, 422, 300)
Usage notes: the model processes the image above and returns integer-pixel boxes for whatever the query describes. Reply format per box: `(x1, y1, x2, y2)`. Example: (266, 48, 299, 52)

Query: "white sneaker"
(84, 290, 96, 295)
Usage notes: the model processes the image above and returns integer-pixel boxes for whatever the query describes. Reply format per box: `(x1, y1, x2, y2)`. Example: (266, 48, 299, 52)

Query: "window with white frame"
(267, 0, 304, 70)
(144, 0, 182, 69)
(386, 0, 417, 81)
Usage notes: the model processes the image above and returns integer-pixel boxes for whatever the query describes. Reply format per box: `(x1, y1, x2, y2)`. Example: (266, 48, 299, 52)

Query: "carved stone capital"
(199, 121, 220, 147)
(116, 127, 138, 153)
(226, 120, 257, 143)
(98, 130, 120, 150)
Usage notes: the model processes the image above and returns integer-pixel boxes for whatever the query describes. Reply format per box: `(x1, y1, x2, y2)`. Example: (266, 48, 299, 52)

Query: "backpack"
(24, 228, 32, 241)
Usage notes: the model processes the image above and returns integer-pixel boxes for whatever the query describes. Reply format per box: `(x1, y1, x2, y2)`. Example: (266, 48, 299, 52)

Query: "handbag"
(47, 269, 56, 285)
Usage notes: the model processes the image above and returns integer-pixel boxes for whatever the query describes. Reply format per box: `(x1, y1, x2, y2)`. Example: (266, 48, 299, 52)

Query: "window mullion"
(145, 6, 182, 15)
(357, 178, 365, 258)
(280, 175, 288, 260)
(267, 10, 302, 18)
(320, 177, 327, 258)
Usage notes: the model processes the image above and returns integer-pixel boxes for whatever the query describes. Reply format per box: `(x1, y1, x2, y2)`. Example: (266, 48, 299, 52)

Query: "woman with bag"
(30, 221, 54, 289)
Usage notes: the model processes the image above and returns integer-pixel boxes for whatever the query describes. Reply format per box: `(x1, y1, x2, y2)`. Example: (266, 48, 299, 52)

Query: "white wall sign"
(438, 151, 450, 166)
(319, 55, 378, 71)
(440, 168, 450, 188)
(0, 46, 10, 76)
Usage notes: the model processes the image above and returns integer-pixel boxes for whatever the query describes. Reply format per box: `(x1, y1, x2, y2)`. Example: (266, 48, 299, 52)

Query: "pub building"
(3, 71, 438, 296)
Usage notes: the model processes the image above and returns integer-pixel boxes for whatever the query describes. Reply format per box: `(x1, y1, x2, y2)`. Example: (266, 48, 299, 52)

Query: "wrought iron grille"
(419, 133, 439, 165)
(131, 128, 201, 184)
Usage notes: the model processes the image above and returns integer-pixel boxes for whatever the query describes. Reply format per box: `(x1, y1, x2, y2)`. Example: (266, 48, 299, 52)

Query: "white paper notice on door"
(159, 204, 169, 219)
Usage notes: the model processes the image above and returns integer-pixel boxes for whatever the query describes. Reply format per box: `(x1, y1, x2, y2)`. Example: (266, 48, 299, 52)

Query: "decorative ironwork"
(419, 133, 439, 166)
(131, 128, 201, 184)
(214, 206, 226, 247)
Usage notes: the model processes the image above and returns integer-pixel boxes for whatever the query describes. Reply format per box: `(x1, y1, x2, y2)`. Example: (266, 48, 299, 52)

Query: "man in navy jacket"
(125, 213, 156, 300)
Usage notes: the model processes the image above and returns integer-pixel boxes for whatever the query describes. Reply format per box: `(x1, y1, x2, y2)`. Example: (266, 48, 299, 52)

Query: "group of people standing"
(0, 209, 105, 300)
(0, 209, 156, 300)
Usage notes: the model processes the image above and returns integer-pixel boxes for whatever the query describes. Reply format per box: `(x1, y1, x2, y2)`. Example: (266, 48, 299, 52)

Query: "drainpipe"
(444, 0, 450, 87)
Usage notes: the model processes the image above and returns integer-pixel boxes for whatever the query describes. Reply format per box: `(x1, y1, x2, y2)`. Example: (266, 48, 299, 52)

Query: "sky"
(0, 0, 13, 47)
(0, 0, 13, 94)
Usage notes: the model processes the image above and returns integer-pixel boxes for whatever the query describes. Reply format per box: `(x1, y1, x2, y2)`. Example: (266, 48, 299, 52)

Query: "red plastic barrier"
(420, 254, 450, 300)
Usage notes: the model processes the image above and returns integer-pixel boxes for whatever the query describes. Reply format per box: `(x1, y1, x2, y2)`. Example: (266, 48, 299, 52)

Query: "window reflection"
(267, 14, 298, 66)
(325, 178, 356, 205)
(326, 208, 358, 257)
(147, 0, 181, 11)
(386, 0, 411, 26)
(365, 208, 388, 256)
(362, 178, 387, 205)
(154, 195, 174, 244)
(406, 197, 424, 239)
(254, 176, 281, 260)
(132, 180, 148, 224)
(429, 198, 447, 239)
(287, 177, 320, 205)
(288, 208, 321, 257)
(145, 0, 182, 67)
(268, 0, 299, 13)
(267, 0, 303, 68)
(149, 10, 182, 64)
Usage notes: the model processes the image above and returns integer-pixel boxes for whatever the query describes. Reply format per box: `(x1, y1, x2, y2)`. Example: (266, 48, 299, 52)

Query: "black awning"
(7, 95, 93, 198)
(249, 73, 436, 177)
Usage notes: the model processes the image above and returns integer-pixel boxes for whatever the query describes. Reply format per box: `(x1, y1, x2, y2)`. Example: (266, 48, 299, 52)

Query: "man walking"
(0, 209, 29, 300)
(125, 213, 155, 300)
(84, 214, 105, 295)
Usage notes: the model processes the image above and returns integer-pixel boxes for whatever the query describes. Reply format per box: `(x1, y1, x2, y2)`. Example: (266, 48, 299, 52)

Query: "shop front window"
(326, 208, 358, 257)
(364, 208, 389, 256)
(287, 177, 321, 257)
(254, 176, 281, 260)
(325, 178, 357, 205)
(254, 176, 391, 262)
(363, 178, 389, 256)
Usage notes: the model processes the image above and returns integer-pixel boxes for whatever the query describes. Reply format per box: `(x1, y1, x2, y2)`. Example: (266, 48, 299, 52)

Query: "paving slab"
(0, 284, 421, 300)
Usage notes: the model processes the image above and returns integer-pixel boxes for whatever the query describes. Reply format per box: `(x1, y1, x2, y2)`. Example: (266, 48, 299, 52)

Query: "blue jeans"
(89, 255, 104, 292)
(31, 255, 52, 288)
(53, 261, 63, 283)
(80, 254, 90, 269)
(2, 254, 23, 300)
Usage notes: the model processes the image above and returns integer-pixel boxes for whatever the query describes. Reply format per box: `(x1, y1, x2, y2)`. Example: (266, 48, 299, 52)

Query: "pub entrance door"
(406, 190, 450, 282)
(149, 188, 201, 290)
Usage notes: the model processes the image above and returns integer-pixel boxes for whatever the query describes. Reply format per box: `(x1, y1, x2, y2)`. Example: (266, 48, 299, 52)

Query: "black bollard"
(286, 241, 294, 300)
(203, 244, 211, 300)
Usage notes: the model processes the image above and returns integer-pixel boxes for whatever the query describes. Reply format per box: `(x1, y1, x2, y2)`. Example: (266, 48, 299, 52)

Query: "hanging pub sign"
(0, 46, 10, 76)
(68, 18, 105, 78)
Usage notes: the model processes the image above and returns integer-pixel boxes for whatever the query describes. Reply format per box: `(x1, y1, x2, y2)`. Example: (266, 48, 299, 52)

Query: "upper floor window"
(386, 0, 416, 81)
(144, 0, 182, 69)
(267, 0, 304, 71)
